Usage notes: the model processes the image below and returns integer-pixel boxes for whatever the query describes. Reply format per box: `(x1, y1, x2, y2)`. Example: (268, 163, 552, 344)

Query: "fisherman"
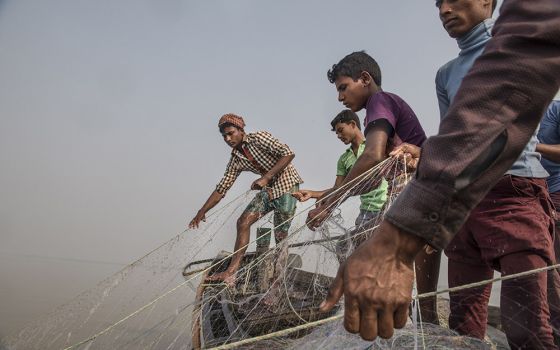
(304, 52, 438, 314)
(391, 0, 557, 347)
(537, 94, 560, 258)
(318, 0, 560, 344)
(434, 1, 556, 347)
(537, 93, 560, 343)
(188, 113, 303, 285)
(306, 51, 426, 228)
(292, 109, 388, 259)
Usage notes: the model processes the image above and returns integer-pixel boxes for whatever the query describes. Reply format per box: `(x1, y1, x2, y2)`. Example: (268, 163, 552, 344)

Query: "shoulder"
(337, 148, 351, 161)
(436, 59, 457, 84)
(370, 91, 392, 102)
(367, 91, 397, 110)
(545, 101, 560, 123)
(550, 100, 560, 114)
(249, 131, 273, 141)
(378, 91, 415, 111)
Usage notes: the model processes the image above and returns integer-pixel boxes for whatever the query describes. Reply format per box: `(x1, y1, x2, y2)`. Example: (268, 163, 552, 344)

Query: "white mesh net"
(4, 157, 548, 350)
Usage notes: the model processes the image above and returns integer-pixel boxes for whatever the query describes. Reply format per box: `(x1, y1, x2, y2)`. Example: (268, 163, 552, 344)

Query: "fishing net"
(4, 156, 549, 350)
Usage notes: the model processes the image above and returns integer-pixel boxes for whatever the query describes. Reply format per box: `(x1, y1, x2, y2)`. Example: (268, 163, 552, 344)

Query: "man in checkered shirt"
(189, 113, 303, 284)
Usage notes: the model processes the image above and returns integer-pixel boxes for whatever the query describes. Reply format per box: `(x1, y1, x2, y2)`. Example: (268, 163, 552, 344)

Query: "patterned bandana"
(218, 113, 246, 130)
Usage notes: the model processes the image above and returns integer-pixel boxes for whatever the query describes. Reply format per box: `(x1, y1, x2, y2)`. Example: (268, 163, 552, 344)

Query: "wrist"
(373, 221, 425, 263)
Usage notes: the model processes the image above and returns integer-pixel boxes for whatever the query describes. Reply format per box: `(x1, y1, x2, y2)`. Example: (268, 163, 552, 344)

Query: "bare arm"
(293, 176, 345, 202)
(333, 175, 345, 188)
(188, 190, 223, 229)
(306, 123, 390, 229)
(320, 0, 560, 342)
(536, 143, 560, 163)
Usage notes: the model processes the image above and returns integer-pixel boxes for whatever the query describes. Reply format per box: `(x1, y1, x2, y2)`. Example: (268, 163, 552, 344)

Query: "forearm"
(536, 143, 560, 163)
(310, 189, 329, 199)
(334, 151, 384, 199)
(199, 190, 223, 214)
(264, 154, 294, 181)
(386, 0, 560, 250)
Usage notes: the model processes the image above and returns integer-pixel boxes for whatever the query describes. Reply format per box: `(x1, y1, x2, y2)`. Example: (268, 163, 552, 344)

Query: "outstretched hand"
(188, 210, 206, 229)
(292, 189, 313, 202)
(319, 220, 425, 340)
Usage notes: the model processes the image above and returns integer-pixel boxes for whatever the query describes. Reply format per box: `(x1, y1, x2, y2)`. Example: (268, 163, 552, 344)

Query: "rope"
(61, 160, 390, 349)
(205, 263, 560, 350)
(64, 156, 551, 350)
(208, 315, 341, 350)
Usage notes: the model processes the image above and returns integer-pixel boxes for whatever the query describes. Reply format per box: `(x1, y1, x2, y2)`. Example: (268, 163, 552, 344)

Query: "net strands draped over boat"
(4, 157, 512, 350)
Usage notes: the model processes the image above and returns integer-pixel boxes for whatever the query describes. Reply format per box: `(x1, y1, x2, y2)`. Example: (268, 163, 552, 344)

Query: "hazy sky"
(0, 0, 485, 339)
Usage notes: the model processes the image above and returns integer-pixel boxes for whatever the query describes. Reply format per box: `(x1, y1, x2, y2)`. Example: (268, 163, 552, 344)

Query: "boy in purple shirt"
(364, 91, 426, 148)
(307, 52, 440, 325)
(307, 51, 426, 226)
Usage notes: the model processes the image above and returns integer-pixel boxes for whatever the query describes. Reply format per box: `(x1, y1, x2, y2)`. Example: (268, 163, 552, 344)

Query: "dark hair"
(327, 51, 382, 87)
(331, 110, 361, 131)
(435, 0, 498, 14)
(219, 122, 242, 134)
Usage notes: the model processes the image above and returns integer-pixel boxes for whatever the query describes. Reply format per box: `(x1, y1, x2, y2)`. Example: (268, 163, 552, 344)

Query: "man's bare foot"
(206, 270, 237, 286)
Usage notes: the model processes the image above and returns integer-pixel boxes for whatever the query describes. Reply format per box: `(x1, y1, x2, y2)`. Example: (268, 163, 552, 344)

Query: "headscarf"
(218, 113, 246, 130)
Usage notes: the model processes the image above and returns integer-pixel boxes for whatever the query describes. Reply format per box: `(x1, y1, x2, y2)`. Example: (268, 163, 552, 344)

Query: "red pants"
(445, 175, 556, 349)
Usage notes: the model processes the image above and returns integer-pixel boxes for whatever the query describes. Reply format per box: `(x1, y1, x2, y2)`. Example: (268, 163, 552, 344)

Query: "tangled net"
(3, 157, 513, 350)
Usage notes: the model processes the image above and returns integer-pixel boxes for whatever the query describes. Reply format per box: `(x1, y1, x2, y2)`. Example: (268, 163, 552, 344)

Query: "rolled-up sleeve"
(254, 131, 294, 158)
(215, 157, 241, 196)
(385, 0, 560, 250)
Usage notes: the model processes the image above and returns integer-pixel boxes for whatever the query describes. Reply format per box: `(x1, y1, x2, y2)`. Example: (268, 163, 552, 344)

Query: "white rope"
(65, 156, 552, 350)
(205, 263, 560, 350)
(62, 160, 391, 349)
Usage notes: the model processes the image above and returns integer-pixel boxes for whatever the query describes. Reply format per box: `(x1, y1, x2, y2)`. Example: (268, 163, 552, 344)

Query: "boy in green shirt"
(293, 110, 387, 256)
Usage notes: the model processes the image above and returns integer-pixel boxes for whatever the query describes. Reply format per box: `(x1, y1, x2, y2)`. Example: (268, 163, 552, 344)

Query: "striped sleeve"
(215, 156, 241, 195)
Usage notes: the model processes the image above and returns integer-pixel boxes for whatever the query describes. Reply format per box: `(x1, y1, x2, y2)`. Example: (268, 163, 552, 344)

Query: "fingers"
(358, 304, 378, 340)
(188, 219, 197, 229)
(389, 143, 410, 157)
(376, 306, 395, 339)
(319, 265, 345, 312)
(188, 215, 206, 229)
(390, 143, 420, 160)
(292, 192, 310, 202)
(393, 303, 409, 329)
(344, 296, 361, 334)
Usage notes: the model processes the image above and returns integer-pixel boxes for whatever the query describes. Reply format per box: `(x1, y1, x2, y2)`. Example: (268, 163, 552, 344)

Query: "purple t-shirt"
(364, 91, 426, 147)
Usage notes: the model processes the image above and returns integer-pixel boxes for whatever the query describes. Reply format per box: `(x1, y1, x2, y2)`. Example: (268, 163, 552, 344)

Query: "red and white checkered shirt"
(216, 131, 303, 200)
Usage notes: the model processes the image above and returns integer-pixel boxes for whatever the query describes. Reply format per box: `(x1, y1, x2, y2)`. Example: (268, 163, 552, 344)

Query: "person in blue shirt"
(436, 1, 558, 348)
(538, 98, 560, 200)
(399, 1, 558, 348)
(538, 95, 560, 265)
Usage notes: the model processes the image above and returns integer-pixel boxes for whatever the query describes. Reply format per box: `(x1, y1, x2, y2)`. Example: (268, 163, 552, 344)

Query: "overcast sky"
(0, 0, 489, 339)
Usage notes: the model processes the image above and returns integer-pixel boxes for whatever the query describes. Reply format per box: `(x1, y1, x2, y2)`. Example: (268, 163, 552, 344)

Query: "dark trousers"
(446, 176, 556, 349)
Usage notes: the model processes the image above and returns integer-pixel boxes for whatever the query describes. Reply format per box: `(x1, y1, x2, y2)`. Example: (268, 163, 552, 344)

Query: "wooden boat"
(188, 251, 337, 350)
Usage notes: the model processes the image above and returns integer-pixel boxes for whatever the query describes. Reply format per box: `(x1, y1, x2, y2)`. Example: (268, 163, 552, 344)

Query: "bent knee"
(237, 213, 258, 228)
